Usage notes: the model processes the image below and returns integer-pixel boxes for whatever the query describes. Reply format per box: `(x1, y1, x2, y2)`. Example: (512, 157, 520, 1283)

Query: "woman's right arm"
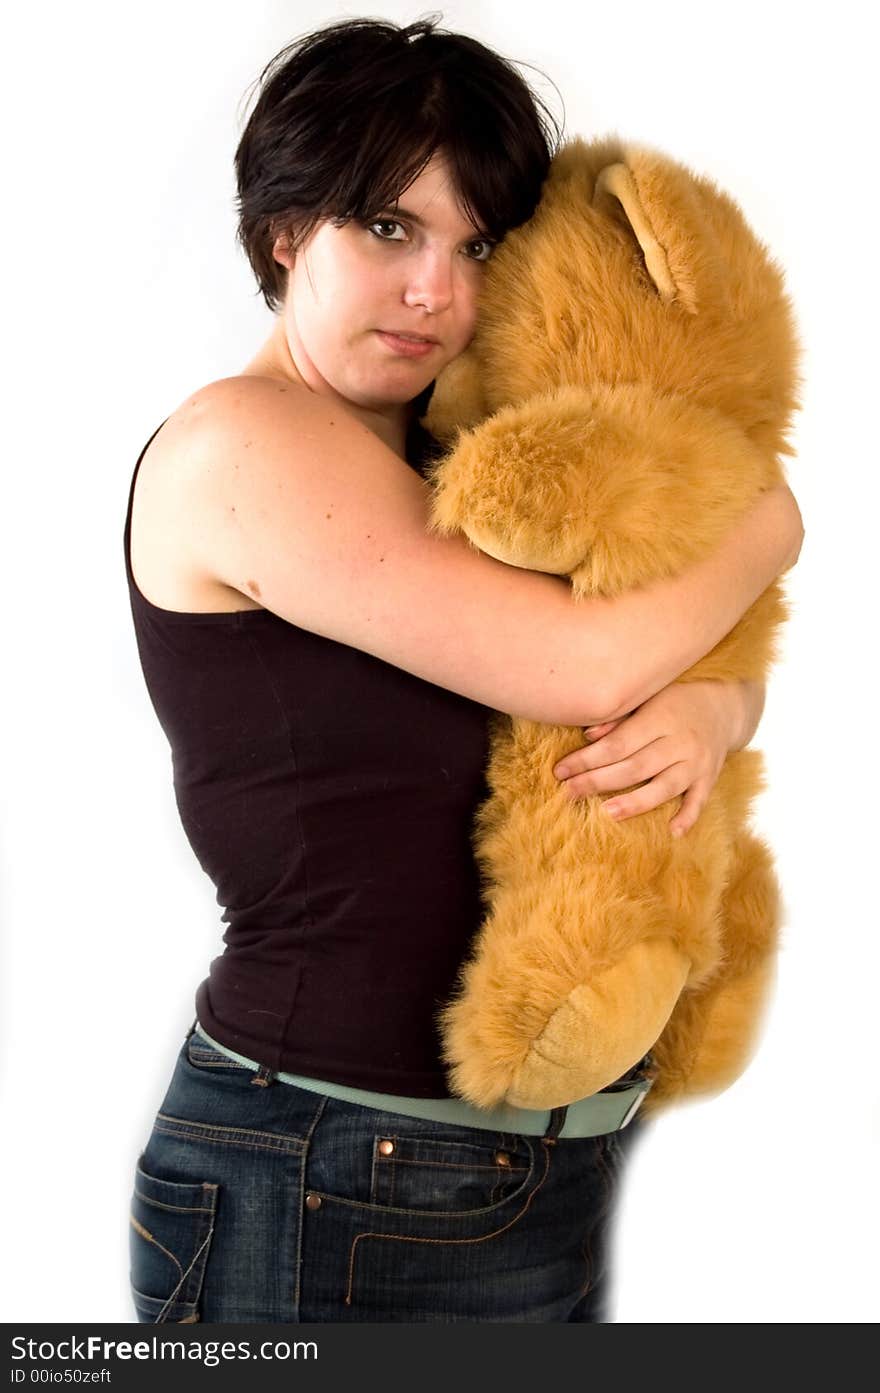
(180, 378, 803, 727)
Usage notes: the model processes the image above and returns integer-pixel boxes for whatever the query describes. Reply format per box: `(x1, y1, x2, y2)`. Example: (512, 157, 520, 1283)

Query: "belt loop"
(250, 1063, 276, 1088)
(542, 1104, 568, 1144)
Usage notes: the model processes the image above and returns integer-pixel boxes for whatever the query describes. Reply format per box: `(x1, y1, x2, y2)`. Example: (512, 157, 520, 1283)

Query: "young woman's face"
(272, 152, 495, 410)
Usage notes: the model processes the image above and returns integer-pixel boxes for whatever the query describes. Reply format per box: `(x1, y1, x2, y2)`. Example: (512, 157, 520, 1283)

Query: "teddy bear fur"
(422, 135, 801, 1116)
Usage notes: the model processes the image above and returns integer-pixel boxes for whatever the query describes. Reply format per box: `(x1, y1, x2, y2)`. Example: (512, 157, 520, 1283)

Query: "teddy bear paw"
(504, 938, 691, 1110)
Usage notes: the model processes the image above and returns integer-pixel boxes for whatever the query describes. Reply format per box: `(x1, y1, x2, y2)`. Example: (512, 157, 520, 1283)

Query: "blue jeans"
(129, 1024, 647, 1323)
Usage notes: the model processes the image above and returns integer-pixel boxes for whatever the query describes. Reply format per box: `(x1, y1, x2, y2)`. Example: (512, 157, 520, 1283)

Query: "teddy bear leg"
(503, 936, 691, 1109)
(642, 831, 781, 1116)
(438, 840, 705, 1112)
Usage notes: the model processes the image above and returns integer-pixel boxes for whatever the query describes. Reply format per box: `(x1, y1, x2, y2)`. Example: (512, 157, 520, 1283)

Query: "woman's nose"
(402, 250, 454, 314)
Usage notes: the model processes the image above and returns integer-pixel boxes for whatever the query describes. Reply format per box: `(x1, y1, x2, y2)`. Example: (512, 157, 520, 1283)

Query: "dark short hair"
(234, 15, 562, 311)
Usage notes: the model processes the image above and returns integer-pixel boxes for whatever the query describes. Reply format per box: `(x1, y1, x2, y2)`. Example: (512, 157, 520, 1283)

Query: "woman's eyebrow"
(385, 204, 489, 237)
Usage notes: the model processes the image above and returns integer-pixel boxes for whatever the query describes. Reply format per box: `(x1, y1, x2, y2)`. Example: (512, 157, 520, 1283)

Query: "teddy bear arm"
(429, 382, 788, 592)
(564, 387, 788, 596)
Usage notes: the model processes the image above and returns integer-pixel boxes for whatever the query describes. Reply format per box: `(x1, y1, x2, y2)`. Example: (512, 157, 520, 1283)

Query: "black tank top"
(123, 415, 494, 1095)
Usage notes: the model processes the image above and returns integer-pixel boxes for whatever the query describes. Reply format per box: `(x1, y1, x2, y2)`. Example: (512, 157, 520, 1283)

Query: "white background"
(2, 0, 877, 1325)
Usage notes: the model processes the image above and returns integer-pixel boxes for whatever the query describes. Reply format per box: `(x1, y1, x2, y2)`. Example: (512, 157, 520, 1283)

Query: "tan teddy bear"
(423, 135, 802, 1116)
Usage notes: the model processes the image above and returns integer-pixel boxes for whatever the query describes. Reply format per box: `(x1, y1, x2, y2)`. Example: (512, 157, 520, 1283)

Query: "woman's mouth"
(375, 330, 438, 358)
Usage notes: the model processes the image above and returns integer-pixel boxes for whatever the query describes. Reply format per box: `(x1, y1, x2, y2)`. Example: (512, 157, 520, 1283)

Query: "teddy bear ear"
(593, 161, 682, 306)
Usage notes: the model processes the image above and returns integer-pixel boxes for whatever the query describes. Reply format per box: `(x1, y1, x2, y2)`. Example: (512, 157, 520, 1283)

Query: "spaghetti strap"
(123, 419, 170, 587)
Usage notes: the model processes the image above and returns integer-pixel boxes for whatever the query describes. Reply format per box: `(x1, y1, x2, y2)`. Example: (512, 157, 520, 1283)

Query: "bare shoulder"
(133, 371, 420, 615)
(151, 372, 313, 471)
(141, 371, 325, 537)
(152, 370, 390, 497)
(131, 374, 316, 614)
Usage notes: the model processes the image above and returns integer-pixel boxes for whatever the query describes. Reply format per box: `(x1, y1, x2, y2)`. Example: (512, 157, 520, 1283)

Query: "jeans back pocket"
(369, 1128, 533, 1214)
(129, 1155, 220, 1323)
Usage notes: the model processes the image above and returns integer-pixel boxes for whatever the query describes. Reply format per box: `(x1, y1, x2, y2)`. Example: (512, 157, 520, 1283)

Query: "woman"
(125, 17, 803, 1324)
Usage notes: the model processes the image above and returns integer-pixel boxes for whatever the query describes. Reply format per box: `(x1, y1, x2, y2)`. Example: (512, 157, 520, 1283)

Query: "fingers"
(554, 732, 621, 779)
(554, 732, 664, 786)
(581, 719, 621, 742)
(599, 763, 690, 821)
(554, 704, 713, 833)
(555, 713, 656, 778)
(667, 778, 709, 837)
(558, 749, 685, 808)
(554, 741, 708, 833)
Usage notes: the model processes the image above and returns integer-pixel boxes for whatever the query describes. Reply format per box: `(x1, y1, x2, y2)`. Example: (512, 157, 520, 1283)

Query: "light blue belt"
(191, 1022, 652, 1139)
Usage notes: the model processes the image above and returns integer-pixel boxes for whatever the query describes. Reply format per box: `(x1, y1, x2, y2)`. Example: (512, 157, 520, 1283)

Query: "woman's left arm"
(552, 678, 766, 837)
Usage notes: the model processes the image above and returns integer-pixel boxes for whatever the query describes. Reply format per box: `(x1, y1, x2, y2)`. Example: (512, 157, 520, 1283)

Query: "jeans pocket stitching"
(129, 1213, 184, 1284)
(368, 1129, 532, 1214)
(186, 1041, 251, 1072)
(345, 1138, 553, 1307)
(133, 1188, 217, 1215)
(154, 1113, 307, 1156)
(129, 1160, 220, 1324)
(151, 1218, 216, 1324)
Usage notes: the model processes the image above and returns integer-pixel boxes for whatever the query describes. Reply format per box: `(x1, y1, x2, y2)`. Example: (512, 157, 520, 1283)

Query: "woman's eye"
(368, 219, 407, 242)
(464, 239, 495, 263)
(366, 220, 494, 262)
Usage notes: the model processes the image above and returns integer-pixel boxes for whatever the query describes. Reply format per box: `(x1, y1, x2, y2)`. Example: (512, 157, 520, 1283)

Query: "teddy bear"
(422, 135, 802, 1116)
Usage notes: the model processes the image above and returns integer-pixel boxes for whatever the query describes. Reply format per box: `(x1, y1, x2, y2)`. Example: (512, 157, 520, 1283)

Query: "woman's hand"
(552, 678, 765, 836)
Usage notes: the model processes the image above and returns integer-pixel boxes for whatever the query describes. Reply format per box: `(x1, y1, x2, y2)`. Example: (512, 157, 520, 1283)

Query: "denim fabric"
(128, 1025, 647, 1323)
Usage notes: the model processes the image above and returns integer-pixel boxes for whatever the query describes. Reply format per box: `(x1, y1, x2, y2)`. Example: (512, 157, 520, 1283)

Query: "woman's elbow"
(549, 680, 621, 729)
